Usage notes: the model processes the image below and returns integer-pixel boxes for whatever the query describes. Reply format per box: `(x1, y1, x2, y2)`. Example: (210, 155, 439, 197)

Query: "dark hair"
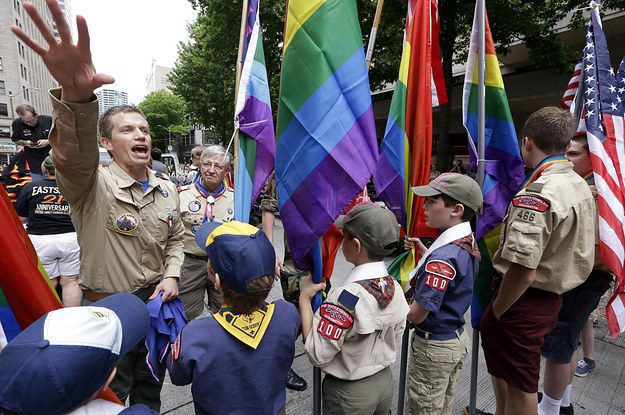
(41, 155, 55, 177)
(437, 194, 476, 222)
(220, 274, 274, 314)
(151, 147, 162, 160)
(345, 230, 386, 262)
(571, 134, 589, 152)
(98, 105, 147, 139)
(15, 104, 37, 117)
(522, 107, 575, 154)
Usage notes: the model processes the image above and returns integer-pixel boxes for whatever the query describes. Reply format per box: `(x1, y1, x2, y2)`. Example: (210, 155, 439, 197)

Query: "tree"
(138, 90, 190, 151)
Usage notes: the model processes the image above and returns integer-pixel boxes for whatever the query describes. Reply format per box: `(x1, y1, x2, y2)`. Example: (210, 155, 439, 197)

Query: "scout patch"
(213, 303, 275, 349)
(227, 208, 233, 215)
(317, 303, 353, 341)
(160, 188, 169, 198)
(116, 213, 138, 232)
(188, 200, 201, 212)
(424, 260, 456, 292)
(191, 224, 200, 234)
(512, 195, 550, 212)
(337, 290, 359, 309)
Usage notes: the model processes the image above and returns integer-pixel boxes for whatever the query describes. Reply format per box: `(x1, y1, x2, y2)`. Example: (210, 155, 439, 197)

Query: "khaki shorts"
(322, 366, 393, 415)
(406, 329, 470, 415)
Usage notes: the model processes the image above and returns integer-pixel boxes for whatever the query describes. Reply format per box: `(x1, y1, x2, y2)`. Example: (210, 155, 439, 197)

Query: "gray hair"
(201, 145, 231, 167)
(41, 156, 55, 177)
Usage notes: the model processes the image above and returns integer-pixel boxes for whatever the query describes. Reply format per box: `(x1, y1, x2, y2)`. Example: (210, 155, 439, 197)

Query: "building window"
(0, 57, 3, 71)
(0, 81, 5, 95)
(0, 104, 8, 117)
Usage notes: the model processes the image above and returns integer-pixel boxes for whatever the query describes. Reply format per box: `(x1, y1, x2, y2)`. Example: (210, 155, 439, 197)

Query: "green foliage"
(138, 90, 190, 150)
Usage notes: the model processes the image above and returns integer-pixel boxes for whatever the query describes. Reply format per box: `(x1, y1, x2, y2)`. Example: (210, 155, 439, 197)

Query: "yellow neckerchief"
(213, 303, 275, 349)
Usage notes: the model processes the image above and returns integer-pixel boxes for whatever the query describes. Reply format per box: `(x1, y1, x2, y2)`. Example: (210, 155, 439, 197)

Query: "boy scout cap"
(335, 202, 399, 256)
(411, 173, 483, 212)
(195, 220, 275, 296)
(0, 294, 149, 415)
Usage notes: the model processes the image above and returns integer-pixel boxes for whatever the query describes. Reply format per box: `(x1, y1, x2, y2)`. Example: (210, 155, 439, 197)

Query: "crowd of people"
(0, 1, 613, 415)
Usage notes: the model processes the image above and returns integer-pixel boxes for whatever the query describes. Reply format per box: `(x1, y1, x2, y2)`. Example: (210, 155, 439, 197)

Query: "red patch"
(171, 333, 181, 362)
(424, 273, 450, 291)
(319, 304, 354, 329)
(425, 260, 456, 280)
(512, 195, 550, 212)
(317, 319, 344, 340)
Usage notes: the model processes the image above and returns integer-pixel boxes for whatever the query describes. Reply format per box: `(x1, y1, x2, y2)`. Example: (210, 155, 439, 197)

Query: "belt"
(413, 325, 464, 341)
(83, 282, 158, 303)
(185, 253, 208, 261)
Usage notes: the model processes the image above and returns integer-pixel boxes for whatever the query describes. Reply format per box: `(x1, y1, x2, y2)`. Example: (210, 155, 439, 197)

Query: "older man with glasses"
(178, 145, 235, 319)
(11, 104, 52, 181)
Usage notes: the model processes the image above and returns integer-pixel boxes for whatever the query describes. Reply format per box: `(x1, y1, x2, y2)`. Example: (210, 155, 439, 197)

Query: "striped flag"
(374, 0, 446, 289)
(461, 3, 524, 327)
(233, 0, 276, 224)
(561, 58, 583, 111)
(276, 0, 378, 282)
(574, 7, 625, 338)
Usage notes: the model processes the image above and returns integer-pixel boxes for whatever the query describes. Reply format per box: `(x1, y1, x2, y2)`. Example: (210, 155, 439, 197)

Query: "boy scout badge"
(317, 303, 353, 341)
(191, 224, 200, 234)
(116, 213, 138, 232)
(213, 304, 275, 349)
(188, 201, 201, 212)
(512, 195, 549, 212)
(424, 260, 456, 292)
(160, 188, 169, 198)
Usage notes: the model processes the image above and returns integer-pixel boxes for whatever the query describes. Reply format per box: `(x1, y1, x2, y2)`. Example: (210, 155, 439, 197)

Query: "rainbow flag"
(461, 3, 524, 328)
(233, 0, 275, 224)
(276, 0, 378, 279)
(374, 0, 446, 290)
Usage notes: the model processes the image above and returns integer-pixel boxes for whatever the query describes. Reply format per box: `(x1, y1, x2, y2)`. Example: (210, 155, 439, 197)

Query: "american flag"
(561, 58, 583, 111)
(575, 5, 625, 338)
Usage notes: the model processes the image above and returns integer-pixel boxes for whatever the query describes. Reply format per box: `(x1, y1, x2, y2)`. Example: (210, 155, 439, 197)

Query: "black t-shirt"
(11, 115, 53, 175)
(15, 178, 75, 235)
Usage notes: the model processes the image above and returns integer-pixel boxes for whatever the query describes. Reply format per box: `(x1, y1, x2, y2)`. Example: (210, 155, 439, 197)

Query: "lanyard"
(518, 155, 568, 192)
(194, 180, 226, 223)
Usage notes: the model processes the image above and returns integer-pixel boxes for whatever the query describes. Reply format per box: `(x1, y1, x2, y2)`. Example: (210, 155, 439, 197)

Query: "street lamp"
(156, 124, 172, 152)
(7, 87, 42, 117)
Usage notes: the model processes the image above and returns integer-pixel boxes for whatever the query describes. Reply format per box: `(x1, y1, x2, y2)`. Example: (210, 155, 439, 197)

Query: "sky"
(71, 0, 199, 104)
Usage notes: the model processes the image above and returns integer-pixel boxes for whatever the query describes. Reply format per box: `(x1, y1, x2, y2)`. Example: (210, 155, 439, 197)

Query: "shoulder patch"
(526, 182, 544, 193)
(425, 260, 456, 280)
(337, 290, 359, 309)
(512, 195, 550, 212)
(317, 303, 353, 341)
(177, 184, 191, 193)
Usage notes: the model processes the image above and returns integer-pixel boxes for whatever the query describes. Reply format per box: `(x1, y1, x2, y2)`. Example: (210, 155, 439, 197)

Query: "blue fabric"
(145, 293, 187, 382)
(413, 240, 480, 334)
(168, 300, 300, 415)
(120, 404, 160, 414)
(138, 179, 149, 192)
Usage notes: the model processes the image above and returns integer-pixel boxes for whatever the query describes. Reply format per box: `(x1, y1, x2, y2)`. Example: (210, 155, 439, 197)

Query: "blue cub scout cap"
(195, 220, 276, 295)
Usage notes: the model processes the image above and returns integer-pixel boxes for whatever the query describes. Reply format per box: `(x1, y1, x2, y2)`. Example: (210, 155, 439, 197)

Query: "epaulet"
(526, 182, 544, 193)
(155, 171, 169, 180)
(225, 186, 234, 193)
(453, 234, 481, 259)
(177, 184, 191, 192)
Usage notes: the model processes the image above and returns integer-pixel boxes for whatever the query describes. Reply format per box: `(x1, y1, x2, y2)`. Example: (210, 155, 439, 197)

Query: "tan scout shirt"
(305, 262, 409, 380)
(178, 184, 234, 256)
(493, 162, 595, 294)
(48, 89, 184, 294)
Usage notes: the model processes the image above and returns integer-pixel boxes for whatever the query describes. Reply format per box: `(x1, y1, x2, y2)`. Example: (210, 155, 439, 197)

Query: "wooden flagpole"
(366, 0, 385, 71)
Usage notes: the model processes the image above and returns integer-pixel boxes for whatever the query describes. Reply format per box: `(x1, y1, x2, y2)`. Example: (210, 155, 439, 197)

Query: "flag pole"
(233, 0, 250, 193)
(365, 0, 385, 71)
(469, 0, 486, 414)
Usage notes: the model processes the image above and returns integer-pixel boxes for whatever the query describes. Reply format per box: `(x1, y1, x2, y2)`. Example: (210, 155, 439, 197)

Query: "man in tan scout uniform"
(178, 145, 234, 319)
(11, 1, 184, 411)
(479, 107, 595, 415)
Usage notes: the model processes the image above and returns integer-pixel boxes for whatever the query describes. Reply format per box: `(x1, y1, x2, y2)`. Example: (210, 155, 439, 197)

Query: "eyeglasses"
(201, 162, 225, 171)
(21, 117, 37, 125)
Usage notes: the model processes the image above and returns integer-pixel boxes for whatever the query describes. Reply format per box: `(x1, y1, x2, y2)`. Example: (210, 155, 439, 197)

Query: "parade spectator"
(178, 145, 234, 318)
(15, 156, 81, 307)
(180, 146, 205, 185)
(300, 203, 409, 414)
(537, 134, 613, 415)
(449, 159, 467, 175)
(429, 164, 441, 181)
(0, 294, 158, 415)
(405, 173, 483, 415)
(11, 104, 52, 181)
(169, 220, 300, 415)
(479, 107, 595, 415)
(12, 2, 185, 411)
(150, 147, 168, 177)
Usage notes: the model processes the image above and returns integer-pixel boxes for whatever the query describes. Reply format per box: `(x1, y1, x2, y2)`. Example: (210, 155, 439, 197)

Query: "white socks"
(561, 384, 572, 407)
(538, 392, 562, 415)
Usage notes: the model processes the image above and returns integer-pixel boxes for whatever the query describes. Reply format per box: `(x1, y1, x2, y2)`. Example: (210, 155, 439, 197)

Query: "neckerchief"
(518, 155, 568, 192)
(356, 276, 396, 309)
(582, 170, 594, 181)
(194, 175, 226, 223)
(213, 303, 275, 349)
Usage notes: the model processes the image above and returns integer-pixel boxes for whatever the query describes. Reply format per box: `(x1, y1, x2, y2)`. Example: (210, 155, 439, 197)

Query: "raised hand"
(11, 0, 114, 103)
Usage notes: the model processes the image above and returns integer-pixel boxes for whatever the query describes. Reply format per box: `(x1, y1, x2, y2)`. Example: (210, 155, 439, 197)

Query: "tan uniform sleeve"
(304, 298, 351, 368)
(163, 183, 185, 278)
(48, 88, 100, 207)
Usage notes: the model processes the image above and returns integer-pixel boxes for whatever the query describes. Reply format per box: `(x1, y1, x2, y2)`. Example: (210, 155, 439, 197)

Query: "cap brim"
(195, 221, 223, 253)
(334, 215, 347, 229)
(411, 185, 441, 197)
(92, 294, 149, 356)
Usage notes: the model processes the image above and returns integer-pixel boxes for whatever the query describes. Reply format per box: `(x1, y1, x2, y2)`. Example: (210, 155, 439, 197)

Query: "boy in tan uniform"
(480, 107, 595, 415)
(300, 203, 409, 414)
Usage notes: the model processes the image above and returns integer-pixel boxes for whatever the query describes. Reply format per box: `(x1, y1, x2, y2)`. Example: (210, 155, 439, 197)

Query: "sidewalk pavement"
(159, 219, 625, 414)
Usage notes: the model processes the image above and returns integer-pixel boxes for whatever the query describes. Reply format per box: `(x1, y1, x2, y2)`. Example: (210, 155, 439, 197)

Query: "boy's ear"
(214, 273, 222, 291)
(451, 203, 465, 218)
(100, 136, 112, 151)
(353, 236, 362, 254)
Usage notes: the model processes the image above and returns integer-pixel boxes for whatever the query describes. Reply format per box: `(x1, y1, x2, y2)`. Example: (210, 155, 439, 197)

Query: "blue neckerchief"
(138, 179, 149, 192)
